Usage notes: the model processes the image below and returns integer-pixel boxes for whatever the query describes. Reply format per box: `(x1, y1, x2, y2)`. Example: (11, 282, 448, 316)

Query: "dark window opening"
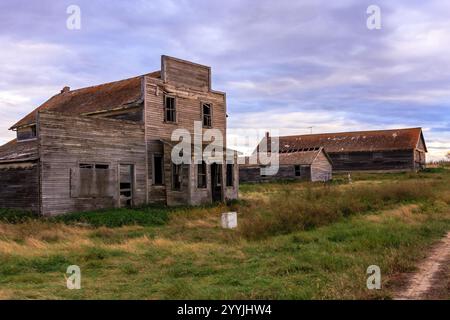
(197, 161, 207, 188)
(172, 164, 181, 190)
(164, 95, 176, 123)
(95, 164, 109, 170)
(153, 155, 164, 185)
(31, 125, 37, 137)
(226, 163, 233, 187)
(79, 163, 94, 169)
(294, 165, 301, 176)
(202, 103, 212, 127)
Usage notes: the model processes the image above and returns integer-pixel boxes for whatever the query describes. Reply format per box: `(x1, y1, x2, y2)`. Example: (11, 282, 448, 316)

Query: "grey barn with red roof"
(251, 128, 427, 173)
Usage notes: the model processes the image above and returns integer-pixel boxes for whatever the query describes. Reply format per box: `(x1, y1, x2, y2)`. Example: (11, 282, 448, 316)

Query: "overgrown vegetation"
(239, 179, 444, 239)
(0, 167, 449, 299)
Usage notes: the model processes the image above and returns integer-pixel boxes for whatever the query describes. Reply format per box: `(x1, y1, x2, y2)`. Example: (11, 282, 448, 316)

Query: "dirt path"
(395, 232, 450, 300)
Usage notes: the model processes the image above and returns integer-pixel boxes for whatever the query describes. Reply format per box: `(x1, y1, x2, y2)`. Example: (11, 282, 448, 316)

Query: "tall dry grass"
(239, 180, 439, 239)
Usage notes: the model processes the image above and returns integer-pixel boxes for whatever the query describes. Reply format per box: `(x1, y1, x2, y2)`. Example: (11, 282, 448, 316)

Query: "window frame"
(201, 102, 212, 128)
(197, 161, 207, 189)
(164, 95, 177, 123)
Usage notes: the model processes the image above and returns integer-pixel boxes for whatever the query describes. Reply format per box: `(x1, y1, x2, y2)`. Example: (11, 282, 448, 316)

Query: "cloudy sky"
(0, 0, 449, 159)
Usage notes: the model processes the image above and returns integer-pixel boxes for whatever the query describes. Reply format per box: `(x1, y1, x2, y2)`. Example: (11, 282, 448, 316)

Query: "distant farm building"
(0, 56, 239, 216)
(251, 128, 427, 173)
(239, 147, 332, 182)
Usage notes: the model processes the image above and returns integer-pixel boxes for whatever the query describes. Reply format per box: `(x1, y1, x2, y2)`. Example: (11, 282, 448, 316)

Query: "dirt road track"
(395, 232, 450, 300)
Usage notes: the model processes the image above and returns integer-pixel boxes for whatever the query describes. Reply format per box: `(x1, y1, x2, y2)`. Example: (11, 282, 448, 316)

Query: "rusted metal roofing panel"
(241, 147, 330, 167)
(10, 71, 160, 130)
(271, 128, 425, 153)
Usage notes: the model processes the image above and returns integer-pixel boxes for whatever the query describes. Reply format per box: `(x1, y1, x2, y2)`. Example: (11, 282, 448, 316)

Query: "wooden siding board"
(38, 112, 146, 216)
(0, 164, 39, 212)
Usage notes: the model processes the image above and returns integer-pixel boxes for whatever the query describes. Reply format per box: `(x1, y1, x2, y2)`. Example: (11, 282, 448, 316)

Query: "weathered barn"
(254, 128, 427, 172)
(0, 56, 239, 216)
(239, 147, 332, 182)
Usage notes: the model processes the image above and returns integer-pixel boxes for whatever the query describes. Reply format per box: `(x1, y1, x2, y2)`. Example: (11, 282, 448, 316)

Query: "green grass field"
(0, 168, 449, 299)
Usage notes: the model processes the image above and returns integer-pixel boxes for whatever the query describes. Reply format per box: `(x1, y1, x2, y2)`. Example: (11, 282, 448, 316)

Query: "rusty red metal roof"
(242, 147, 331, 167)
(267, 128, 426, 153)
(10, 71, 160, 129)
(0, 139, 39, 163)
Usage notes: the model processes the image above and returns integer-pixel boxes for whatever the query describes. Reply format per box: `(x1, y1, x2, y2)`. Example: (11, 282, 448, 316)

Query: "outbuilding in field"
(239, 147, 332, 183)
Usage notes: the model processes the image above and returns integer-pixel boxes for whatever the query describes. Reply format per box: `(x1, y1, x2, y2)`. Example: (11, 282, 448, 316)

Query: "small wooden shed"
(239, 147, 332, 183)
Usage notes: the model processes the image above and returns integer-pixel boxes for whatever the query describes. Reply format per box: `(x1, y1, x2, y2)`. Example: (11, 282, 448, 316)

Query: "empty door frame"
(119, 164, 135, 207)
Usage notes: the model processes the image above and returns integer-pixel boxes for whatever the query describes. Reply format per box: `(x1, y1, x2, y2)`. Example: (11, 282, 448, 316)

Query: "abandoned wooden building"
(239, 147, 332, 183)
(252, 128, 427, 173)
(0, 56, 239, 216)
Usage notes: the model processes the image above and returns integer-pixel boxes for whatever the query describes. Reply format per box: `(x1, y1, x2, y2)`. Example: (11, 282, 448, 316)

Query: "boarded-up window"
(164, 95, 176, 123)
(197, 161, 207, 188)
(226, 163, 233, 187)
(172, 163, 181, 190)
(71, 164, 114, 198)
(17, 125, 37, 141)
(202, 103, 212, 127)
(153, 154, 164, 185)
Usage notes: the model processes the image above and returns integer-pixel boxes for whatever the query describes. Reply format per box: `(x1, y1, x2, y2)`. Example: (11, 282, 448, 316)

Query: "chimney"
(61, 86, 70, 94)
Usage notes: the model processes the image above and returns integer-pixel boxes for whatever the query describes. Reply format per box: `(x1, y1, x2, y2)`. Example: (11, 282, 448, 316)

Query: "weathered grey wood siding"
(38, 112, 147, 216)
(0, 163, 39, 212)
(144, 56, 232, 205)
(239, 165, 310, 183)
(328, 150, 415, 172)
(311, 151, 332, 181)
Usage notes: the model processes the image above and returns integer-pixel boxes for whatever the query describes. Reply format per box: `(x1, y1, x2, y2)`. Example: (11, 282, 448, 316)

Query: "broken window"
(226, 163, 234, 187)
(294, 165, 301, 176)
(153, 154, 164, 185)
(202, 103, 212, 127)
(172, 163, 182, 190)
(164, 95, 176, 123)
(197, 161, 207, 188)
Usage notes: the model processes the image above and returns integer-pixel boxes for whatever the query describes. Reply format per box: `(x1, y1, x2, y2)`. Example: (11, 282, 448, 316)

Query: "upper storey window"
(164, 95, 176, 123)
(17, 125, 37, 141)
(202, 103, 212, 128)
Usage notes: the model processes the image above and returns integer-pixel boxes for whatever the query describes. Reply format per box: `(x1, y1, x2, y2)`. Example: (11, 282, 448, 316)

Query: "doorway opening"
(210, 163, 222, 202)
(119, 164, 134, 207)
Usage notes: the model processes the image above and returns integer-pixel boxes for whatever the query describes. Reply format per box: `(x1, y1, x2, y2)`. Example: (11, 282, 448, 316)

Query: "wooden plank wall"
(329, 150, 415, 172)
(0, 163, 39, 212)
(311, 151, 332, 181)
(38, 112, 147, 216)
(239, 165, 311, 183)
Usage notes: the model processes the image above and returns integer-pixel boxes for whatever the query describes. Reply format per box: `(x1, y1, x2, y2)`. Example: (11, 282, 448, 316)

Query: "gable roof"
(262, 128, 426, 154)
(10, 71, 161, 130)
(0, 139, 38, 163)
(241, 147, 331, 167)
